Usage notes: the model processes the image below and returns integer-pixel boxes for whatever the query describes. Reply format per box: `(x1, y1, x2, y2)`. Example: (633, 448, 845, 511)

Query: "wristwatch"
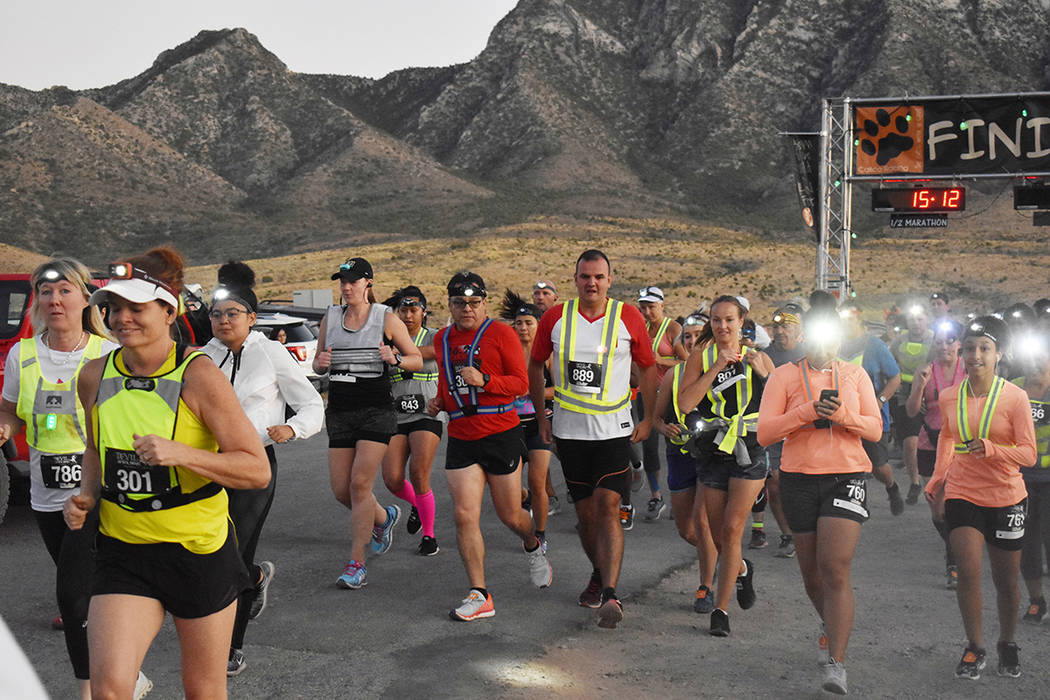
(878, 395, 887, 404)
(482, 373, 491, 386)
(393, 353, 403, 367)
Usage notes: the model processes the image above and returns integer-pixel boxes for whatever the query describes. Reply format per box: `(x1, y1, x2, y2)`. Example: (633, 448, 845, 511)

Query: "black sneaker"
(579, 571, 603, 608)
(954, 645, 986, 680)
(597, 593, 624, 629)
(905, 483, 922, 505)
(1023, 597, 1046, 623)
(748, 528, 767, 549)
(418, 536, 439, 556)
(709, 608, 730, 637)
(774, 534, 796, 558)
(997, 641, 1021, 678)
(407, 506, 421, 535)
(736, 558, 756, 610)
(946, 565, 958, 590)
(227, 648, 246, 677)
(886, 483, 904, 516)
(693, 584, 714, 614)
(248, 561, 275, 620)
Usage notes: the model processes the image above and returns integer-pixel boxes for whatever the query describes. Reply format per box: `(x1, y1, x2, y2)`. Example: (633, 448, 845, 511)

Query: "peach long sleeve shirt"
(925, 379, 1035, 508)
(757, 360, 884, 474)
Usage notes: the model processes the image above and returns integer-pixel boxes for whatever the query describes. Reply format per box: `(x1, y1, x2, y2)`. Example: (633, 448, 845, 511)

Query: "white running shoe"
(525, 543, 553, 588)
(134, 670, 153, 699)
(450, 589, 494, 621)
(821, 658, 847, 695)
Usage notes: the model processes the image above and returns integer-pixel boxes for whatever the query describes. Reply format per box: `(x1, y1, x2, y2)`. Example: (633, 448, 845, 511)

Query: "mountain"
(2, 1, 1050, 262)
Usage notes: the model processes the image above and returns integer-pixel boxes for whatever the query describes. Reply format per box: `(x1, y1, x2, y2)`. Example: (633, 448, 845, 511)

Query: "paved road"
(3, 434, 1048, 697)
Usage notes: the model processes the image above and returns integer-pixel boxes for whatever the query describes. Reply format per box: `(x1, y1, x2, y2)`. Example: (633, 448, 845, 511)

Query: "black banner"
(789, 133, 821, 241)
(854, 94, 1050, 177)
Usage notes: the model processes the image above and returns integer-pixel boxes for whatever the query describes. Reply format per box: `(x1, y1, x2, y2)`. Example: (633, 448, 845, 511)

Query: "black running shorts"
(445, 425, 525, 476)
(554, 436, 633, 502)
(779, 471, 871, 533)
(945, 498, 1027, 551)
(326, 405, 397, 447)
(694, 436, 767, 491)
(861, 431, 890, 468)
(396, 417, 443, 438)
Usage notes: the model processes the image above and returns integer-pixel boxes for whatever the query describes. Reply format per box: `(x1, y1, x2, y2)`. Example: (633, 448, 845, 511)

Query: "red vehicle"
(0, 274, 34, 523)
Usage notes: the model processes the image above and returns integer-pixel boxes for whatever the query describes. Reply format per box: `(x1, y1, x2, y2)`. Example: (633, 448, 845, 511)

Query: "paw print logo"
(855, 106, 924, 175)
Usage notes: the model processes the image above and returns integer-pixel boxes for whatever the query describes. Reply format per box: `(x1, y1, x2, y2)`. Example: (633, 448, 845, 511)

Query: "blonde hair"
(30, 258, 110, 339)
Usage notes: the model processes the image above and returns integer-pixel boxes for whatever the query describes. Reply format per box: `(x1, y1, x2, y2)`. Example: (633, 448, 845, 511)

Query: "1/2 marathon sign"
(853, 93, 1050, 177)
(889, 214, 948, 229)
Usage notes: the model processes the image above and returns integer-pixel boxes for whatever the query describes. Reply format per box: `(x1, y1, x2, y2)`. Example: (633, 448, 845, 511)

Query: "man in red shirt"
(529, 250, 657, 629)
(429, 272, 553, 622)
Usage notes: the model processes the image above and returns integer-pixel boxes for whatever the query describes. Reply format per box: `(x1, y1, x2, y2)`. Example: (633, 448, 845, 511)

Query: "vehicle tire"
(0, 453, 10, 526)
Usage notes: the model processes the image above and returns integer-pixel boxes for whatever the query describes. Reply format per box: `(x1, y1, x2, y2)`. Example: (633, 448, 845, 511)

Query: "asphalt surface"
(3, 434, 1049, 698)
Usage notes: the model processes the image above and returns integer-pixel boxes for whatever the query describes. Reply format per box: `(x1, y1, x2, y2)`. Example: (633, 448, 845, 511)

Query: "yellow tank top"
(95, 344, 228, 554)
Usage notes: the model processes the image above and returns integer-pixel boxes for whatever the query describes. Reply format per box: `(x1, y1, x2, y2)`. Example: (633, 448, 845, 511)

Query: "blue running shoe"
(371, 504, 401, 555)
(337, 560, 367, 589)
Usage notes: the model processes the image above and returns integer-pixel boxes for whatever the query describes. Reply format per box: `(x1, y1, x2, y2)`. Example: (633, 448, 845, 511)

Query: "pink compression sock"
(417, 490, 436, 538)
(393, 481, 417, 508)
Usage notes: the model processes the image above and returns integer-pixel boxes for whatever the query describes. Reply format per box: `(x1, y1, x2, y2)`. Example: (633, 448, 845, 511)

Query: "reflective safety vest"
(953, 376, 1005, 454)
(15, 335, 104, 454)
(699, 344, 759, 456)
(648, 317, 673, 358)
(1013, 377, 1050, 468)
(391, 327, 439, 383)
(96, 344, 222, 513)
(440, 318, 517, 420)
(897, 339, 930, 384)
(668, 363, 690, 448)
(554, 298, 631, 415)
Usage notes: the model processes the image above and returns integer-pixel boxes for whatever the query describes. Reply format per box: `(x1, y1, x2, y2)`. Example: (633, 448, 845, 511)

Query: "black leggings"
(34, 507, 98, 680)
(1021, 481, 1050, 583)
(230, 445, 278, 650)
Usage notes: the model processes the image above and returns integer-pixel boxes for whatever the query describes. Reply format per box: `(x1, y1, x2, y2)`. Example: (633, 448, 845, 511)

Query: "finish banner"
(853, 94, 1050, 177)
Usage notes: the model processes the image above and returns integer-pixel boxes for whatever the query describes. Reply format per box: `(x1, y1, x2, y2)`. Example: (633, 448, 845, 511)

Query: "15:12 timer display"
(871, 187, 966, 213)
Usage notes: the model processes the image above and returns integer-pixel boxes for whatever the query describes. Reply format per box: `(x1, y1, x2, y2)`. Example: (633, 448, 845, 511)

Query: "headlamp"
(806, 319, 842, 346)
(772, 313, 784, 324)
(213, 287, 231, 301)
(107, 262, 178, 297)
(399, 299, 422, 309)
(535, 282, 550, 289)
(1019, 332, 1048, 357)
(908, 304, 923, 317)
(683, 315, 706, 327)
(937, 321, 954, 334)
(41, 267, 63, 281)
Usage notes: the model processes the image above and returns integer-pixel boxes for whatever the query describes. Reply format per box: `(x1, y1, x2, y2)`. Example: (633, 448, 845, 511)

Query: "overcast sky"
(0, 0, 519, 90)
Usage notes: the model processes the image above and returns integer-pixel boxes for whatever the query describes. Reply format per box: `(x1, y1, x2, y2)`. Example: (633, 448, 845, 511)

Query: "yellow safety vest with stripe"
(896, 338, 931, 384)
(391, 327, 439, 383)
(15, 335, 104, 454)
(648, 317, 673, 359)
(95, 344, 227, 553)
(699, 344, 759, 455)
(668, 363, 690, 448)
(1012, 377, 1050, 469)
(953, 376, 1005, 454)
(554, 298, 631, 415)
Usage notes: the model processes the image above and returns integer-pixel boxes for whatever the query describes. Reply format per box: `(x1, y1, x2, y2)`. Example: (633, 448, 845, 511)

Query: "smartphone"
(814, 389, 838, 428)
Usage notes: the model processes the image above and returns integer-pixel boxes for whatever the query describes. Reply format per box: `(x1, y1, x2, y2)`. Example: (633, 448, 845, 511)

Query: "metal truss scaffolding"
(817, 97, 853, 298)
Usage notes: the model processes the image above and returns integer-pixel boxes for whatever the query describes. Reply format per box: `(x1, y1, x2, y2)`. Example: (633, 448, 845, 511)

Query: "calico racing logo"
(855, 106, 924, 174)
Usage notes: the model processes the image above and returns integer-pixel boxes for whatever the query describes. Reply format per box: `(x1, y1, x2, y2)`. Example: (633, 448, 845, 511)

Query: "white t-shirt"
(2, 336, 119, 511)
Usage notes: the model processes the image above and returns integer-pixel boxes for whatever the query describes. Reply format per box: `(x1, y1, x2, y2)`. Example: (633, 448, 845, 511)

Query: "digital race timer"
(871, 187, 966, 213)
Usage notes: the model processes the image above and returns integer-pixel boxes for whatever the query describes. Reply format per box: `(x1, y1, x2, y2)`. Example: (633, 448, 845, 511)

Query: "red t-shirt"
(434, 319, 528, 440)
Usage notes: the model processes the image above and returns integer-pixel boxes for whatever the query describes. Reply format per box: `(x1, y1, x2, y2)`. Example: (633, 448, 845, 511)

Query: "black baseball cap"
(447, 271, 487, 298)
(331, 257, 374, 281)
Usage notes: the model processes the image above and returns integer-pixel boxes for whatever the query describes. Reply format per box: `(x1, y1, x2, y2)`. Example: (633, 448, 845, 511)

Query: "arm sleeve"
(268, 342, 324, 440)
(485, 324, 529, 397)
(622, 305, 656, 368)
(757, 365, 820, 445)
(982, 388, 1038, 467)
(831, 369, 884, 441)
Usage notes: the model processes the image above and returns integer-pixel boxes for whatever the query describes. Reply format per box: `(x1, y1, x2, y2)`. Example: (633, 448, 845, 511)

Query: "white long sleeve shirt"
(201, 331, 324, 446)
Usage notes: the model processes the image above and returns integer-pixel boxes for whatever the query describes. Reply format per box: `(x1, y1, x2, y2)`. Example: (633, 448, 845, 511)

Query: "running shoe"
(954, 646, 986, 680)
(748, 528, 768, 549)
(821, 658, 848, 695)
(525, 542, 553, 588)
(521, 489, 532, 516)
(817, 626, 829, 665)
(536, 531, 548, 555)
(620, 503, 634, 530)
(370, 504, 401, 555)
(227, 648, 246, 677)
(548, 494, 561, 516)
(134, 670, 153, 699)
(450, 589, 494, 621)
(644, 496, 667, 521)
(406, 506, 421, 535)
(1023, 597, 1046, 623)
(905, 482, 922, 505)
(736, 558, 756, 610)
(997, 640, 1021, 678)
(418, 536, 439, 556)
(886, 482, 904, 516)
(248, 561, 275, 620)
(597, 594, 624, 629)
(946, 565, 958, 590)
(693, 584, 714, 614)
(336, 560, 367, 589)
(631, 463, 643, 492)
(709, 608, 730, 637)
(774, 534, 796, 558)
(579, 571, 603, 608)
